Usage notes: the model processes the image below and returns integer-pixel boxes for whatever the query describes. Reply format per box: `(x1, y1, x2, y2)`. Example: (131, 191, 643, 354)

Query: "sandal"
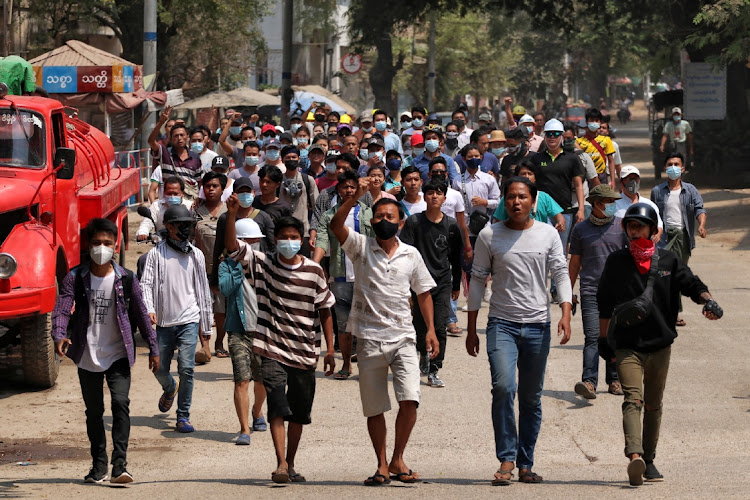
(364, 473, 391, 486)
(389, 469, 420, 483)
(215, 349, 229, 358)
(334, 370, 350, 380)
(675, 318, 686, 327)
(288, 468, 306, 482)
(518, 469, 543, 483)
(447, 325, 463, 336)
(271, 467, 290, 484)
(492, 468, 514, 486)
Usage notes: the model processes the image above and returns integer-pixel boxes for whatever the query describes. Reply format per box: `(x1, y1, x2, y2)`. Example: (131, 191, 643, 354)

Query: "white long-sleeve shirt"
(136, 199, 193, 237)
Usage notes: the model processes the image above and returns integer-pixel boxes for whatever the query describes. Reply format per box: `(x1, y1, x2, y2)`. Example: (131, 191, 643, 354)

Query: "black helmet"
(621, 202, 658, 230)
(162, 204, 193, 224)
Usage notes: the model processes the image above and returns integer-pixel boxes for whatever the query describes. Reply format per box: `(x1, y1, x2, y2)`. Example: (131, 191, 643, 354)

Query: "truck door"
(52, 111, 80, 268)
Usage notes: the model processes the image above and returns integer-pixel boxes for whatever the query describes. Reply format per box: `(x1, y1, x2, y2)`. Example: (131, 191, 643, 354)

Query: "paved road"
(2, 107, 750, 498)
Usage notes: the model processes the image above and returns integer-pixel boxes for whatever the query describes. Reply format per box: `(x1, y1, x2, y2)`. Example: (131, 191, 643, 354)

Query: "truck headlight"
(0, 253, 17, 279)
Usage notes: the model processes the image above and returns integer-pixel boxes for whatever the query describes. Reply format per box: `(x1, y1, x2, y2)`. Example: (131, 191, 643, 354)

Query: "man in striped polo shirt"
(224, 195, 336, 484)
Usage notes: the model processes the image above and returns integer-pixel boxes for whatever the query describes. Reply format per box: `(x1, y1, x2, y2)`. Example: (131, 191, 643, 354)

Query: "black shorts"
(261, 357, 316, 425)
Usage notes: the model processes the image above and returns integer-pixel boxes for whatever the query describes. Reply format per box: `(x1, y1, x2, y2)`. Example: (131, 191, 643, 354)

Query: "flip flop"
(215, 349, 230, 358)
(271, 467, 290, 484)
(390, 469, 420, 483)
(675, 318, 686, 327)
(364, 473, 391, 486)
(492, 469, 514, 486)
(334, 370, 350, 380)
(289, 468, 306, 482)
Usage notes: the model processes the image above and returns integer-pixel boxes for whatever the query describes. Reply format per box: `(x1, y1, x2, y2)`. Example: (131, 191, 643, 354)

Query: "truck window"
(51, 112, 65, 154)
(0, 109, 45, 168)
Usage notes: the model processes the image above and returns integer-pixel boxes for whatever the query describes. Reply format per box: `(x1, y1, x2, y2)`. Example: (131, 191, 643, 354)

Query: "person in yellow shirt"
(576, 108, 616, 189)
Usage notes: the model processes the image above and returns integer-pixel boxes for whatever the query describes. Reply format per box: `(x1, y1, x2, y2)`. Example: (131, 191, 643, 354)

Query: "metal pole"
(280, 0, 293, 129)
(141, 0, 157, 149)
(427, 10, 436, 111)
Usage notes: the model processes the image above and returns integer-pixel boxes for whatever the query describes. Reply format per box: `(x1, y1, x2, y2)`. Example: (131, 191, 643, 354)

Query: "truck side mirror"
(54, 147, 76, 180)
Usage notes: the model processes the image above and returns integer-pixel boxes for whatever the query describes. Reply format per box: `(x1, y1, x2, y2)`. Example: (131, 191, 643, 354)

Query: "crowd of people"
(51, 99, 723, 488)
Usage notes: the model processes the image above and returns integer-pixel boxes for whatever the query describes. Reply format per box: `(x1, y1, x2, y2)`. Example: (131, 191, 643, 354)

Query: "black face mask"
(372, 219, 399, 240)
(431, 173, 447, 183)
(285, 159, 299, 170)
(314, 114, 326, 122)
(446, 138, 458, 150)
(174, 222, 193, 242)
(455, 119, 465, 129)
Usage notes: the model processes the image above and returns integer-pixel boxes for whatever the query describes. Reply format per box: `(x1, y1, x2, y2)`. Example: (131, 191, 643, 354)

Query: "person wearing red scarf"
(597, 203, 723, 487)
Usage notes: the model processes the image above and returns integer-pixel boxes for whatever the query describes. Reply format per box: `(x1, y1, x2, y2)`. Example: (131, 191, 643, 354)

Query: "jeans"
(448, 297, 458, 325)
(616, 347, 671, 461)
(486, 317, 550, 469)
(155, 322, 199, 420)
(78, 357, 131, 469)
(580, 294, 618, 387)
(413, 287, 450, 372)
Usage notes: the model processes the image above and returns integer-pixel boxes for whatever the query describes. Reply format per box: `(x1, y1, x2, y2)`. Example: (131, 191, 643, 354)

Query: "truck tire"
(20, 312, 59, 388)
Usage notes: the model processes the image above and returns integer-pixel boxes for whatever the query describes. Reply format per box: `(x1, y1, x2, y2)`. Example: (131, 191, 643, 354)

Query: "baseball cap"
(265, 138, 281, 149)
(309, 144, 326, 154)
(512, 105, 526, 116)
(233, 177, 254, 192)
(427, 112, 441, 123)
(489, 130, 506, 143)
(261, 123, 276, 135)
(671, 107, 682, 115)
(619, 165, 641, 178)
(359, 111, 373, 123)
(279, 132, 293, 143)
(325, 149, 340, 161)
(400, 111, 412, 120)
(337, 123, 352, 133)
(410, 133, 424, 146)
(211, 156, 230, 170)
(368, 136, 385, 148)
(479, 111, 492, 121)
(586, 184, 620, 203)
(518, 114, 534, 124)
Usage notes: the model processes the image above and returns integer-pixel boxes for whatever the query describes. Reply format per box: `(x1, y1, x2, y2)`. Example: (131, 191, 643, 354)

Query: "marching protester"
(614, 165, 663, 242)
(148, 106, 203, 200)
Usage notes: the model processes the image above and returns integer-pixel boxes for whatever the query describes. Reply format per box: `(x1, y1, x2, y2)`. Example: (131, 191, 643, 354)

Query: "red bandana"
(629, 237, 655, 274)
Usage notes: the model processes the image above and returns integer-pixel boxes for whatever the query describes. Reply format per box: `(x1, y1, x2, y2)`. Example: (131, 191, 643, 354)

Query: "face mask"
(291, 123, 302, 132)
(372, 219, 399, 240)
(328, 121, 337, 128)
(491, 147, 506, 157)
(230, 126, 242, 136)
(190, 142, 204, 154)
(165, 195, 182, 206)
(359, 149, 369, 160)
(666, 165, 682, 180)
(175, 222, 192, 242)
(326, 162, 337, 173)
(372, 151, 384, 162)
(412, 118, 424, 128)
(425, 139, 439, 152)
(400, 121, 412, 129)
(237, 192, 254, 208)
(245, 155, 259, 167)
(265, 149, 280, 161)
(361, 125, 373, 133)
(587, 122, 601, 132)
(412, 147, 424, 157)
(90, 245, 114, 265)
(297, 138, 309, 147)
(299, 148, 309, 159)
(314, 114, 326, 122)
(386, 159, 402, 171)
(466, 158, 482, 170)
(525, 125, 534, 135)
(455, 119, 465, 129)
(374, 120, 387, 132)
(603, 202, 617, 218)
(446, 138, 458, 150)
(277, 239, 301, 259)
(673, 115, 681, 123)
(625, 179, 640, 194)
(506, 145, 520, 154)
(285, 159, 299, 170)
(563, 138, 576, 149)
(432, 173, 447, 182)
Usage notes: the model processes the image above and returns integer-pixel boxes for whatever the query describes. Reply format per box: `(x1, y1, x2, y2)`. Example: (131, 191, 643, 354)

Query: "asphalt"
(2, 104, 750, 499)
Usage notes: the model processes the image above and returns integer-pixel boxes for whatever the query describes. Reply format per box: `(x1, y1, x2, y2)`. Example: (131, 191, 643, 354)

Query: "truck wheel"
(20, 312, 59, 388)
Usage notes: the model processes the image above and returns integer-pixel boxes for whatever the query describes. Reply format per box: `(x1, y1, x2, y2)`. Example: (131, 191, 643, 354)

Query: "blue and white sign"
(42, 66, 77, 93)
(684, 62, 726, 120)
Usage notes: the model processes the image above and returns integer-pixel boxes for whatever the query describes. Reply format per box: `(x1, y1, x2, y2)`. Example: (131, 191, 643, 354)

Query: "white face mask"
(90, 244, 114, 265)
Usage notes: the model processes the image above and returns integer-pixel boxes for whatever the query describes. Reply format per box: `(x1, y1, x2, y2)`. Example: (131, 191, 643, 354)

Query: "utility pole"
(280, 0, 293, 129)
(141, 0, 157, 149)
(426, 11, 436, 111)
(2, 0, 11, 57)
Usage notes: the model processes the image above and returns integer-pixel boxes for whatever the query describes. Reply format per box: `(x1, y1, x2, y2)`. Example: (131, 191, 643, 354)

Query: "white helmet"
(236, 218, 264, 239)
(543, 118, 564, 133)
(518, 114, 534, 124)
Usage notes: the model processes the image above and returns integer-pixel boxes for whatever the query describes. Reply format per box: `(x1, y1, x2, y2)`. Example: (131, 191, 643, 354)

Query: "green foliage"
(686, 0, 750, 66)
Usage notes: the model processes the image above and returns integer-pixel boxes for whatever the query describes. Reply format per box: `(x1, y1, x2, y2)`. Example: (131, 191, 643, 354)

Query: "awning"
(291, 84, 356, 115)
(176, 86, 279, 110)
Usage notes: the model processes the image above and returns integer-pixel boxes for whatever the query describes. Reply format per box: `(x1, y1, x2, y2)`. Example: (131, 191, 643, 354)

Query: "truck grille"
(0, 205, 38, 248)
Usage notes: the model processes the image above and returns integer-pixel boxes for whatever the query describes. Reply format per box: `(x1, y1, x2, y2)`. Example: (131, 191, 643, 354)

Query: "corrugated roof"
(28, 40, 136, 67)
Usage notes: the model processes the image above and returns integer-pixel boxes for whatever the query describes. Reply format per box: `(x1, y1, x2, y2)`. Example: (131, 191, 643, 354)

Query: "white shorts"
(355, 337, 420, 417)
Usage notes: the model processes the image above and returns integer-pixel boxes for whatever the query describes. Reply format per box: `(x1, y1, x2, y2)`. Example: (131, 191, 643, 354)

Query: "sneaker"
(176, 418, 195, 433)
(574, 381, 597, 400)
(235, 433, 251, 446)
(644, 461, 664, 482)
(111, 464, 134, 484)
(419, 354, 430, 376)
(483, 287, 492, 303)
(84, 466, 109, 484)
(427, 372, 445, 388)
(608, 381, 624, 395)
(627, 457, 646, 486)
(158, 381, 179, 413)
(252, 416, 267, 432)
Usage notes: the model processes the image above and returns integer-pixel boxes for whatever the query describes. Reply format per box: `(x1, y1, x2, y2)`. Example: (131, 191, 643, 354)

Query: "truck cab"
(0, 85, 139, 387)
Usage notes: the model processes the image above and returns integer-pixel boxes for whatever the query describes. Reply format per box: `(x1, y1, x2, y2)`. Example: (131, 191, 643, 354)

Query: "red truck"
(0, 84, 139, 387)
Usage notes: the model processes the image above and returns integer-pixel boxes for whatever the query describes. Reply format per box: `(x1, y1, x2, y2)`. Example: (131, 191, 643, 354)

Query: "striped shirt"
(230, 242, 336, 370)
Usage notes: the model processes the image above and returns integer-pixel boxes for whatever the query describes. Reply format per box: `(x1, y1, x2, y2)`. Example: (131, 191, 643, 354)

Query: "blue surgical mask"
(297, 138, 309, 147)
(237, 192, 254, 208)
(374, 120, 387, 132)
(326, 162, 337, 173)
(299, 148, 309, 159)
(277, 239, 301, 259)
(190, 142, 204, 154)
(361, 125, 373, 133)
(229, 126, 242, 136)
(673, 115, 681, 123)
(603, 202, 617, 218)
(412, 147, 424, 157)
(587, 122, 601, 132)
(359, 149, 369, 161)
(291, 123, 302, 132)
(525, 126, 534, 135)
(666, 165, 682, 180)
(245, 156, 259, 167)
(386, 159, 402, 171)
(491, 147, 506, 157)
(372, 151, 384, 162)
(265, 149, 280, 161)
(425, 139, 439, 152)
(412, 118, 424, 128)
(400, 121, 412, 129)
(165, 195, 182, 206)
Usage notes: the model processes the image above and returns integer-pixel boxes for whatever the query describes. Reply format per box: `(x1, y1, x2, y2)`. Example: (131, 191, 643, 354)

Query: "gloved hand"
(598, 337, 616, 362)
(702, 299, 723, 319)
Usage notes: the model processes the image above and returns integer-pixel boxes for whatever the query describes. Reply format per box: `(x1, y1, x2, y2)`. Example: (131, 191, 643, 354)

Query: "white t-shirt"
(440, 187, 465, 218)
(199, 149, 218, 173)
(664, 188, 684, 229)
(614, 193, 664, 229)
(343, 206, 357, 282)
(77, 271, 127, 372)
(401, 197, 426, 216)
(663, 120, 692, 143)
(160, 245, 201, 327)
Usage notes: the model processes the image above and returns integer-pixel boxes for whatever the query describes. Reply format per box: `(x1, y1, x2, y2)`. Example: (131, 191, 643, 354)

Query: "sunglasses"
(431, 170, 447, 175)
(545, 131, 563, 138)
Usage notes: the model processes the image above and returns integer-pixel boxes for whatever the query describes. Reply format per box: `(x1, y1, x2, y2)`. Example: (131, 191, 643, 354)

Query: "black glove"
(598, 337, 616, 362)
(703, 299, 723, 318)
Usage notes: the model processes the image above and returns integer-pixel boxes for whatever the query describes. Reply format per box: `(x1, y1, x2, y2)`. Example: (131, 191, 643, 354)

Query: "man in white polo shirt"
(329, 176, 438, 486)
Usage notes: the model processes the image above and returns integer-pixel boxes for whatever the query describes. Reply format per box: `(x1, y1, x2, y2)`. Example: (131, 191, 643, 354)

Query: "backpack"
(193, 205, 227, 274)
